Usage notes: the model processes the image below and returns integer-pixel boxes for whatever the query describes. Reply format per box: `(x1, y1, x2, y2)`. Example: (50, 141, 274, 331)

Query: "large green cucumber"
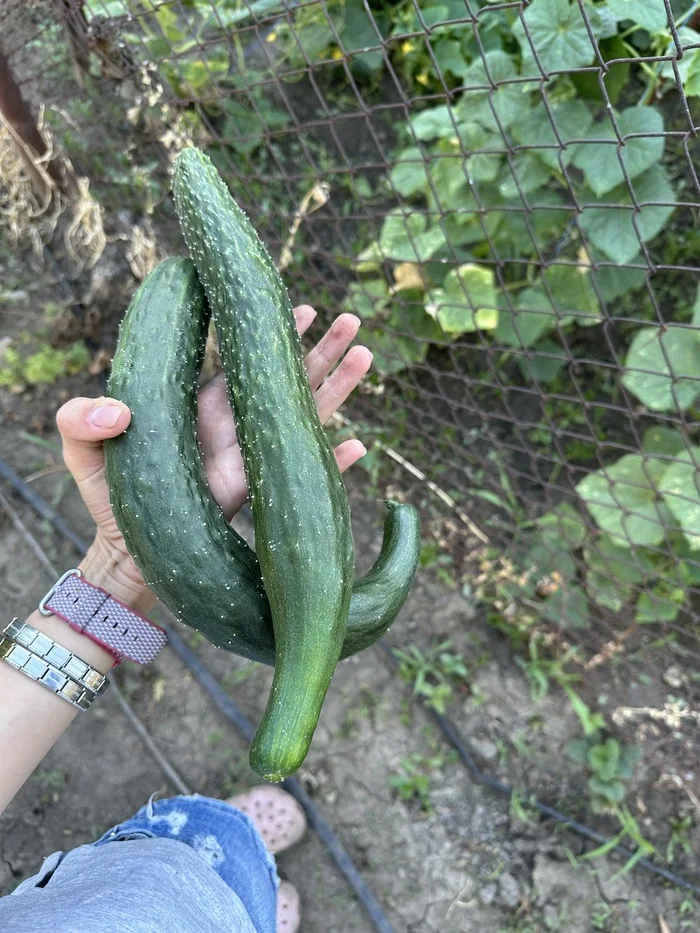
(106, 258, 420, 670)
(173, 148, 354, 780)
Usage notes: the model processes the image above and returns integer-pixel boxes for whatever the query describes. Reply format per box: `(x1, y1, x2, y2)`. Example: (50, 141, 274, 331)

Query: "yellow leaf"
(392, 262, 424, 293)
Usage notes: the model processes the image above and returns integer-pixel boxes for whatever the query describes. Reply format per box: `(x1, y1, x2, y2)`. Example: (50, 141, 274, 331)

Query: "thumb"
(56, 397, 131, 486)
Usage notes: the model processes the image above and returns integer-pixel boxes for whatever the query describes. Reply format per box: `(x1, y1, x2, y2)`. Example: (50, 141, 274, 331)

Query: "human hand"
(56, 307, 371, 613)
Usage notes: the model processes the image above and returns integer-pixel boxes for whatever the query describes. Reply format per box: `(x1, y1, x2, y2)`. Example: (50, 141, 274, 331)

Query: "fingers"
(198, 373, 237, 459)
(305, 313, 361, 392)
(294, 304, 316, 337)
(198, 305, 317, 460)
(314, 345, 373, 424)
(56, 397, 131, 484)
(334, 438, 367, 473)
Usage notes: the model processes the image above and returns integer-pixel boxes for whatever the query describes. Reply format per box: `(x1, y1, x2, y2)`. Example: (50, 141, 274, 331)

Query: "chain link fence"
(4, 0, 700, 845)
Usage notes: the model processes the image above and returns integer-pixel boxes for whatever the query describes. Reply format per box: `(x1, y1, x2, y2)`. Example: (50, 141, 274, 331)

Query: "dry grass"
(0, 112, 105, 273)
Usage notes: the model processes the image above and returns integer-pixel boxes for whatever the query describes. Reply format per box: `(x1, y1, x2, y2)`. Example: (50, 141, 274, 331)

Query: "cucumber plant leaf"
(426, 264, 499, 334)
(579, 165, 676, 264)
(606, 0, 668, 33)
(622, 325, 700, 412)
(659, 448, 700, 550)
(576, 454, 668, 548)
(573, 107, 665, 197)
(515, 0, 595, 75)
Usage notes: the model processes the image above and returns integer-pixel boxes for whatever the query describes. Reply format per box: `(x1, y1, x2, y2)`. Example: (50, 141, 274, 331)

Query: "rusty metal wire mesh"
(5, 1, 700, 787)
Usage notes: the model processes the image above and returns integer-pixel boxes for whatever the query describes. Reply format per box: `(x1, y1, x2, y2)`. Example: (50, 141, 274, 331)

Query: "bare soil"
(1, 247, 699, 933)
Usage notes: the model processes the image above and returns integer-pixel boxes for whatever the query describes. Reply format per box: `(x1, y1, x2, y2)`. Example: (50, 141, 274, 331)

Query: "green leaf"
(635, 585, 684, 624)
(434, 38, 469, 78)
(390, 148, 428, 197)
(410, 105, 456, 142)
(584, 535, 652, 611)
(591, 257, 647, 302)
(497, 152, 550, 199)
(378, 211, 446, 262)
(527, 540, 577, 581)
(659, 448, 700, 549)
(342, 280, 388, 319)
(496, 287, 555, 348)
(361, 327, 427, 375)
(497, 265, 600, 348)
(389, 303, 444, 343)
(662, 29, 700, 97)
(622, 325, 700, 412)
(426, 264, 499, 334)
(344, 0, 384, 73)
(606, 0, 668, 32)
(579, 165, 676, 264)
(457, 125, 503, 182)
(573, 108, 665, 198)
(588, 738, 620, 782)
(456, 51, 524, 133)
(518, 338, 567, 384)
(515, 0, 595, 75)
(576, 454, 668, 548)
(537, 502, 588, 549)
(642, 426, 687, 457)
(542, 583, 590, 629)
(512, 99, 593, 169)
(589, 775, 626, 803)
(542, 265, 601, 326)
(571, 35, 630, 106)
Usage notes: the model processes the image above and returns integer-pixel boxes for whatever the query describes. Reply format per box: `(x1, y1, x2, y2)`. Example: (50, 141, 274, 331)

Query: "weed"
(418, 539, 456, 586)
(666, 814, 694, 865)
(580, 805, 655, 877)
(394, 640, 469, 714)
(590, 902, 620, 932)
(388, 750, 454, 813)
(0, 341, 90, 388)
(338, 685, 381, 739)
(509, 789, 539, 826)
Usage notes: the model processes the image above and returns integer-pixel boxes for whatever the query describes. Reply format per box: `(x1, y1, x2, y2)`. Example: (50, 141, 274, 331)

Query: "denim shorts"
(95, 794, 279, 930)
(3, 794, 279, 933)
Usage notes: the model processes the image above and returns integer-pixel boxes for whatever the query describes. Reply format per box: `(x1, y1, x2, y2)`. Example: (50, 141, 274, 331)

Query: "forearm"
(0, 542, 156, 815)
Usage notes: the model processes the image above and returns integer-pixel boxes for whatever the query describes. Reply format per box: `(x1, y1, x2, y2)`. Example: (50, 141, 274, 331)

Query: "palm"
(198, 308, 369, 519)
(59, 307, 371, 578)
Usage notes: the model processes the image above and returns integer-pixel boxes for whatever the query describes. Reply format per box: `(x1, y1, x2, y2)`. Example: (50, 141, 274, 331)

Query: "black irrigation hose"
(378, 643, 700, 898)
(3, 461, 700, 901)
(165, 626, 396, 933)
(0, 462, 395, 933)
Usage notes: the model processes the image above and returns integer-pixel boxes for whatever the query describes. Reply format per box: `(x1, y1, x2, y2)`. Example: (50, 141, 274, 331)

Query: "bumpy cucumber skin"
(105, 258, 273, 659)
(104, 260, 420, 663)
(340, 500, 419, 659)
(174, 148, 354, 780)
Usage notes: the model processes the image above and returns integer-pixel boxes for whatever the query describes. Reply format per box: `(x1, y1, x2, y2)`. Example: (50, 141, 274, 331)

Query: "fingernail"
(358, 444, 368, 457)
(90, 405, 122, 428)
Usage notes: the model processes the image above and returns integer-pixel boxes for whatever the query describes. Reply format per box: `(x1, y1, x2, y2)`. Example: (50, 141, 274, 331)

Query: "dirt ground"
(0, 250, 699, 933)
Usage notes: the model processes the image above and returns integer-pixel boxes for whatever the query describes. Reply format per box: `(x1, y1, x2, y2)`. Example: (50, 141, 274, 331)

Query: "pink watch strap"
(39, 570, 167, 665)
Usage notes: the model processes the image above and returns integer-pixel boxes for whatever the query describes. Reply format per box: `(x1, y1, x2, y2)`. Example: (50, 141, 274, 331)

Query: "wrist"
(79, 538, 157, 617)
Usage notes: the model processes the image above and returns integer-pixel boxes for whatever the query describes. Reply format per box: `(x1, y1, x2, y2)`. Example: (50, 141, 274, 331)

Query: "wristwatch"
(39, 569, 167, 665)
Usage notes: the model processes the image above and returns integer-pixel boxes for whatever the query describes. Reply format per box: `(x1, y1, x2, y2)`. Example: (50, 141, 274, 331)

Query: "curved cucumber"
(174, 147, 354, 780)
(106, 260, 419, 668)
